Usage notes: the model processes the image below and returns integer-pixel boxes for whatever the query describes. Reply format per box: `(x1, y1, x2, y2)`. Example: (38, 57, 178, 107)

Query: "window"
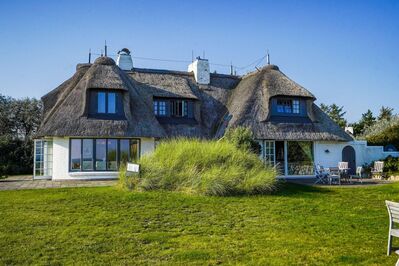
(277, 99, 292, 113)
(287, 141, 314, 175)
(292, 100, 300, 114)
(264, 141, 275, 165)
(107, 139, 118, 170)
(90, 90, 123, 117)
(172, 100, 186, 117)
(154, 100, 167, 116)
(108, 93, 116, 113)
(276, 99, 301, 114)
(70, 139, 140, 172)
(95, 139, 107, 171)
(98, 92, 106, 113)
(258, 140, 275, 166)
(70, 139, 82, 170)
(154, 98, 194, 119)
(82, 139, 93, 170)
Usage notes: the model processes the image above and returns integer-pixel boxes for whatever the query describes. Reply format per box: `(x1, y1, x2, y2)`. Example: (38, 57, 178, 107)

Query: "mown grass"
(120, 139, 276, 196)
(1, 183, 399, 265)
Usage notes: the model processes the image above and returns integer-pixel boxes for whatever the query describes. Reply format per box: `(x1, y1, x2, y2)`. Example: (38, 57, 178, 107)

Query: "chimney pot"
(116, 48, 133, 70)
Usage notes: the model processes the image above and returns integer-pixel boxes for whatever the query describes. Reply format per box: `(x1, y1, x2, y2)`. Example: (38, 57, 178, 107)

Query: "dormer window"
(277, 99, 300, 114)
(154, 100, 167, 116)
(270, 97, 310, 123)
(89, 90, 124, 118)
(153, 97, 195, 120)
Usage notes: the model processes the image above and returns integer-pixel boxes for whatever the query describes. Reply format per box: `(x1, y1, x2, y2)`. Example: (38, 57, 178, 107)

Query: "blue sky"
(0, 0, 398, 122)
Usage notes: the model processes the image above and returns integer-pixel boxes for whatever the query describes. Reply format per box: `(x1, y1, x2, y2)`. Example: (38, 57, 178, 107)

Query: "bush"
(223, 126, 261, 155)
(119, 139, 277, 196)
(366, 124, 399, 150)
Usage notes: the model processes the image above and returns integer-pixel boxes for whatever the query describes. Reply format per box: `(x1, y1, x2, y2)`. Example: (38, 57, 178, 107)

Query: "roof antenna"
(230, 62, 233, 75)
(88, 49, 91, 63)
(266, 50, 270, 65)
(203, 50, 205, 59)
(104, 40, 107, 57)
(100, 49, 103, 57)
(192, 50, 194, 62)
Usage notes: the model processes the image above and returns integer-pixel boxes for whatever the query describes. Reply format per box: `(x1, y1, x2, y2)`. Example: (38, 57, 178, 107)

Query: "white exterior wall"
(314, 140, 399, 169)
(140, 137, 155, 157)
(51, 137, 156, 180)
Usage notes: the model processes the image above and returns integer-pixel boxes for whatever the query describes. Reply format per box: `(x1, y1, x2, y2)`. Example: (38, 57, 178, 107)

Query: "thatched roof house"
(34, 51, 358, 180)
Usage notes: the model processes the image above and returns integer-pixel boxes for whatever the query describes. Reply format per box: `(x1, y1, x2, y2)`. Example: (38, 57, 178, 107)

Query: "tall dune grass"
(119, 139, 277, 196)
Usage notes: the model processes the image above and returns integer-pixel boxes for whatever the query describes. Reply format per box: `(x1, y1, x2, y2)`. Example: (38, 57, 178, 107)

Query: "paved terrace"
(0, 176, 117, 191)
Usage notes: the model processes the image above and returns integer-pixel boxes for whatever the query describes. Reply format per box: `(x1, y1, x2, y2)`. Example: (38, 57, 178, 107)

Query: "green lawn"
(0, 183, 398, 265)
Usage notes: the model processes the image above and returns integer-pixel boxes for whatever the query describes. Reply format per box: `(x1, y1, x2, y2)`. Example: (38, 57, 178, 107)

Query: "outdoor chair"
(314, 164, 328, 184)
(325, 168, 340, 185)
(372, 161, 385, 179)
(338, 161, 350, 183)
(350, 166, 364, 184)
(385, 200, 399, 255)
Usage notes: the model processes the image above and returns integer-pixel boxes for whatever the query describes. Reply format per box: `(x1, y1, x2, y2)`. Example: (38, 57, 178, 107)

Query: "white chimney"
(345, 126, 354, 135)
(116, 48, 133, 70)
(188, 57, 210, 85)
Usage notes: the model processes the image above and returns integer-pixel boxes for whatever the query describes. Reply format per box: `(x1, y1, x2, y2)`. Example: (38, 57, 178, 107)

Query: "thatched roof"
(36, 58, 351, 142)
(225, 65, 352, 141)
(36, 57, 166, 138)
(128, 68, 239, 138)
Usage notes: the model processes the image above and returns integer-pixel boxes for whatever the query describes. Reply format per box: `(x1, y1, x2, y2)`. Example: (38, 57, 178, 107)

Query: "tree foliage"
(320, 103, 347, 128)
(378, 106, 394, 121)
(223, 126, 261, 155)
(352, 109, 376, 136)
(0, 94, 42, 177)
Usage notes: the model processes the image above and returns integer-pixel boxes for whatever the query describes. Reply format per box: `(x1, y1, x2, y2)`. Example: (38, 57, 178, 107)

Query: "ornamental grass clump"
(121, 138, 277, 196)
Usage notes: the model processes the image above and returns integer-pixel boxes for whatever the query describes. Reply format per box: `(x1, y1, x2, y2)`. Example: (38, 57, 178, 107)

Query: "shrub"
(223, 126, 261, 155)
(119, 139, 277, 196)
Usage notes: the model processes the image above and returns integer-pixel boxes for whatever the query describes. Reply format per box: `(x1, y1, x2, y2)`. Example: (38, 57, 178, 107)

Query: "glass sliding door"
(82, 139, 93, 171)
(70, 139, 81, 171)
(95, 139, 107, 171)
(275, 141, 285, 175)
(107, 139, 118, 170)
(287, 141, 314, 175)
(69, 138, 141, 172)
(120, 139, 130, 164)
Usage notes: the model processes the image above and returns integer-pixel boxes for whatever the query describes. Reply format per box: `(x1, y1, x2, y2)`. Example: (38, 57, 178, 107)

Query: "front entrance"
(342, 145, 356, 175)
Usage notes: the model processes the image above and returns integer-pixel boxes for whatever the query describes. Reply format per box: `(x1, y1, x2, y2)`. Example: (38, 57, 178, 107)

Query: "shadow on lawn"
(273, 181, 333, 196)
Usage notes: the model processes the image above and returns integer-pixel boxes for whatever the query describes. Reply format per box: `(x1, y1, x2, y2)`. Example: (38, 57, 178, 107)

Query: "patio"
(0, 175, 117, 191)
(284, 177, 394, 187)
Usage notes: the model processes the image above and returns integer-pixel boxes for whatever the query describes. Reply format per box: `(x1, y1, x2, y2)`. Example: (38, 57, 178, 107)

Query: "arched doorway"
(342, 146, 356, 175)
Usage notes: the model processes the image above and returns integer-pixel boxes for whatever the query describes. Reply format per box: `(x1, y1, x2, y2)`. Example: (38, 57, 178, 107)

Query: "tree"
(378, 106, 394, 121)
(320, 103, 347, 128)
(352, 109, 376, 136)
(0, 94, 42, 176)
